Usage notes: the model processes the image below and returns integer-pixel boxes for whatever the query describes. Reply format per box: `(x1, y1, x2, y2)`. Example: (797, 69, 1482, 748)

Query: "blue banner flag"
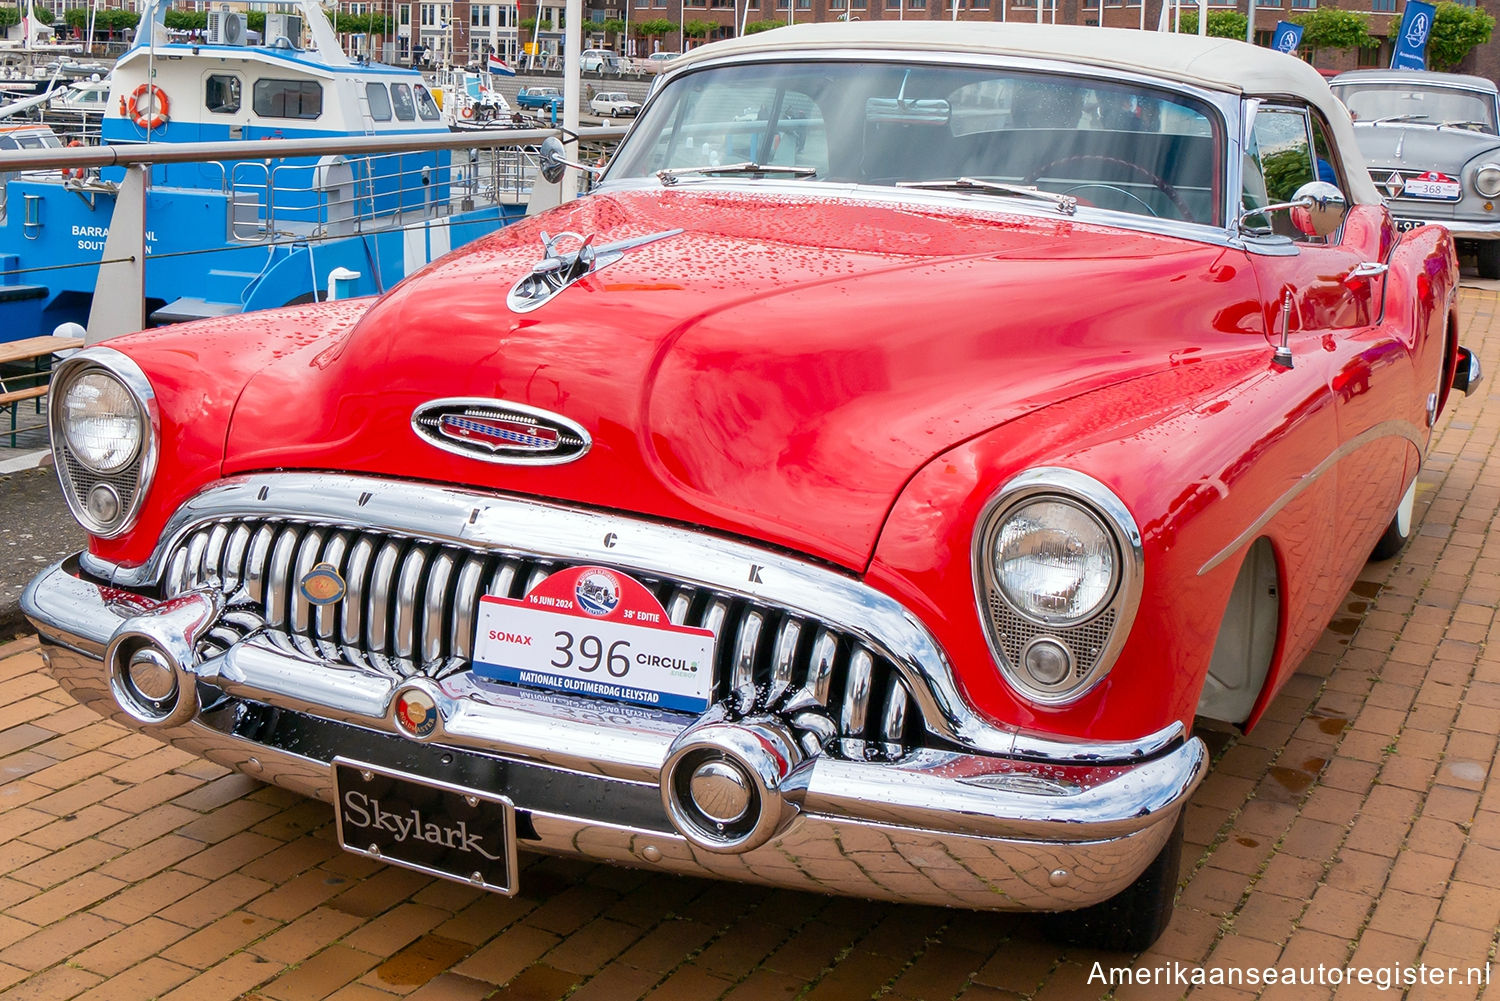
(1391, 0, 1437, 70)
(1271, 21, 1304, 55)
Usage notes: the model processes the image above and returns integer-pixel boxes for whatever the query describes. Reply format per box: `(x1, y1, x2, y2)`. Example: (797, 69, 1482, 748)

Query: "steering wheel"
(1054, 183, 1157, 218)
(1024, 154, 1195, 223)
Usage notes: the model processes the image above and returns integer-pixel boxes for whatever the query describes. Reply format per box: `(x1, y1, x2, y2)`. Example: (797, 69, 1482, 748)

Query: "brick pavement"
(1, 291, 1499, 1000)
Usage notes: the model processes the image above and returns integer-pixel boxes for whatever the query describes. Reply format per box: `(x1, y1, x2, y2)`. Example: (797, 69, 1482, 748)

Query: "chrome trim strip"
(1198, 419, 1428, 576)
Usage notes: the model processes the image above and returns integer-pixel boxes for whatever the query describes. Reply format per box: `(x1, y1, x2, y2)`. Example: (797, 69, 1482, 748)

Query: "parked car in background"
(515, 85, 563, 112)
(580, 49, 622, 73)
(642, 51, 680, 73)
(589, 90, 640, 117)
(25, 21, 1478, 954)
(1331, 69, 1500, 278)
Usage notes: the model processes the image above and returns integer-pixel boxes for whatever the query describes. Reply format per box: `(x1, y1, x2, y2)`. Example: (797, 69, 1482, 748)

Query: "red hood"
(225, 189, 1263, 571)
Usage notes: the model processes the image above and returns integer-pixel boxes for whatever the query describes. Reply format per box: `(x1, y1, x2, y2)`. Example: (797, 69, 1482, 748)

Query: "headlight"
(1475, 163, 1500, 198)
(60, 371, 142, 473)
(973, 469, 1142, 707)
(992, 499, 1115, 624)
(49, 351, 157, 538)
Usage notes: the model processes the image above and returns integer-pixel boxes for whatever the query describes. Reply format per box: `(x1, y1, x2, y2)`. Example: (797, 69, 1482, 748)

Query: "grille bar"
(169, 517, 920, 756)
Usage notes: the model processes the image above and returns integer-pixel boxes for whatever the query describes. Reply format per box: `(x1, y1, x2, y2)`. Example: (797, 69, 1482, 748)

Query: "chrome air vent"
(411, 398, 590, 465)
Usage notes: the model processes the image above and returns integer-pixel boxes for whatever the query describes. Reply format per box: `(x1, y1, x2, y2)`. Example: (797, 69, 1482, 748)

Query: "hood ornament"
(411, 398, 591, 465)
(507, 228, 682, 313)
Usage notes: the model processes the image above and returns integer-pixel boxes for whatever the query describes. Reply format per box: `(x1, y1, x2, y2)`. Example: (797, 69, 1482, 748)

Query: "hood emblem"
(1384, 171, 1405, 199)
(507, 228, 682, 313)
(412, 398, 590, 465)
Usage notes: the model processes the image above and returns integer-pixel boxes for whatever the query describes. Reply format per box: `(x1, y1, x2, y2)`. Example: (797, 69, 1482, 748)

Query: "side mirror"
(1238, 180, 1348, 238)
(1289, 181, 1348, 238)
(538, 135, 606, 184)
(538, 135, 569, 184)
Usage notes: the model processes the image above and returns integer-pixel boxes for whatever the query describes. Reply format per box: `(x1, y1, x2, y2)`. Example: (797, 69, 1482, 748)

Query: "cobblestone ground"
(1, 291, 1499, 1001)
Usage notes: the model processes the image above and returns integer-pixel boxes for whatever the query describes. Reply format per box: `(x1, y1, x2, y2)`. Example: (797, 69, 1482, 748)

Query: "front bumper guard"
(25, 557, 1206, 911)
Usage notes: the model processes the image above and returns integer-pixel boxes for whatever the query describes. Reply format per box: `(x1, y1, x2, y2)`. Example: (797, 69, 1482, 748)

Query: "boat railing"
(227, 143, 537, 243)
(0, 126, 625, 339)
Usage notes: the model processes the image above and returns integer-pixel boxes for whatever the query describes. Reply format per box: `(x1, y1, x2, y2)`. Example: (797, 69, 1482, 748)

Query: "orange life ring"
(127, 83, 169, 130)
(61, 139, 86, 180)
(461, 106, 474, 119)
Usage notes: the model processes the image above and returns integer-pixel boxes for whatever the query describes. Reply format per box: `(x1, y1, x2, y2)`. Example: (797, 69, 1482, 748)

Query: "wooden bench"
(1, 335, 86, 447)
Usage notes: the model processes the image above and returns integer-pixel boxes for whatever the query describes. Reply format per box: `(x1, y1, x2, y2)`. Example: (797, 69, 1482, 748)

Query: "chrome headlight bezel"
(49, 348, 158, 539)
(972, 468, 1143, 707)
(1475, 162, 1500, 199)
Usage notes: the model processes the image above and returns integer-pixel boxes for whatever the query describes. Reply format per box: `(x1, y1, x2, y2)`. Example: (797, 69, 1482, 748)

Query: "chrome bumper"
(24, 557, 1205, 911)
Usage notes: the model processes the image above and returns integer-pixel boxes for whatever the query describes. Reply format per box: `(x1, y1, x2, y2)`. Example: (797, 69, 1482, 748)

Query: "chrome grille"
(164, 517, 919, 758)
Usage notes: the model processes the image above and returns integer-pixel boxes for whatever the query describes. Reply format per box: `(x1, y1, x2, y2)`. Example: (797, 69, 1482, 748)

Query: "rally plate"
(333, 759, 518, 894)
(471, 566, 717, 713)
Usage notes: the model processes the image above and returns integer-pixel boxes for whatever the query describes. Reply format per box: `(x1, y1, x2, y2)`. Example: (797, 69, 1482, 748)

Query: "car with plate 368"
(1331, 69, 1500, 277)
(24, 21, 1479, 951)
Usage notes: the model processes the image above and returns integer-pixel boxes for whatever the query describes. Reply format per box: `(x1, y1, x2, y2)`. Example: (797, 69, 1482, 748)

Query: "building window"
(1289, 0, 1314, 7)
(1370, 0, 1395, 9)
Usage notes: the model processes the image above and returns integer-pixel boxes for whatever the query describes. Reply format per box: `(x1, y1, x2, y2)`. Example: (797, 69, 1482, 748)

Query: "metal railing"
(0, 125, 627, 340)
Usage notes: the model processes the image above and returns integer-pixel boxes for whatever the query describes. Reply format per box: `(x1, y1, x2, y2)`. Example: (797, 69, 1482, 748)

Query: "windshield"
(1333, 81, 1499, 133)
(607, 60, 1224, 226)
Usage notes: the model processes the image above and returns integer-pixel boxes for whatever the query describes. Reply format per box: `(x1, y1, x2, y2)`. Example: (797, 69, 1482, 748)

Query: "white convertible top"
(674, 21, 1380, 204)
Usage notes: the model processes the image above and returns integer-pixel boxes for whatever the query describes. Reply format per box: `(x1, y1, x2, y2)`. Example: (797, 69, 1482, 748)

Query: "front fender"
(866, 340, 1342, 742)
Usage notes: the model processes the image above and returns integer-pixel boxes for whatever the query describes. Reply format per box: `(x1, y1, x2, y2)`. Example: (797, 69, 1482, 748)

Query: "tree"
(1428, 1, 1494, 71)
(164, 9, 207, 30)
(1292, 7, 1375, 61)
(636, 17, 675, 37)
(1175, 9, 1247, 39)
(601, 17, 625, 38)
(683, 18, 715, 38)
(744, 19, 785, 33)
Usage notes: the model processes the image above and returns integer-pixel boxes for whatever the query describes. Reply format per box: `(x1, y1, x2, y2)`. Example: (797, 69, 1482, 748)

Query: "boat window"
(366, 82, 392, 121)
(206, 74, 242, 114)
(390, 83, 416, 121)
(253, 78, 323, 120)
(414, 85, 440, 120)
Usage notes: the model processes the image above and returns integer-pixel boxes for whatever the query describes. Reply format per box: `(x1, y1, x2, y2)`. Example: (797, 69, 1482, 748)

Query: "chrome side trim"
(1198, 419, 1427, 576)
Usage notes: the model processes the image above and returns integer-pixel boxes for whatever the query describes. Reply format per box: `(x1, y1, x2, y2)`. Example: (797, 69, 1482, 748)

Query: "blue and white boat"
(0, 0, 532, 342)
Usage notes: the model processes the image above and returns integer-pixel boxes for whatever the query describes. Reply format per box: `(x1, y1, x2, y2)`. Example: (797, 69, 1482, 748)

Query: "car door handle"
(1347, 262, 1389, 280)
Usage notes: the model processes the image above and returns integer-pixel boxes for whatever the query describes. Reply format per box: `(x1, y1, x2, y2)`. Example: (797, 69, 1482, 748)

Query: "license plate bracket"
(333, 758, 518, 894)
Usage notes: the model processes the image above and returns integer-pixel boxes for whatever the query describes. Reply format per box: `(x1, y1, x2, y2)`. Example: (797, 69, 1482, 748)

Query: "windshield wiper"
(656, 162, 817, 186)
(1369, 113, 1430, 125)
(897, 177, 1078, 216)
(1439, 119, 1494, 132)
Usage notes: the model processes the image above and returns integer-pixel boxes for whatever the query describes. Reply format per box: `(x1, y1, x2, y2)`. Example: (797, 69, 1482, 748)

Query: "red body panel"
(85, 189, 1458, 741)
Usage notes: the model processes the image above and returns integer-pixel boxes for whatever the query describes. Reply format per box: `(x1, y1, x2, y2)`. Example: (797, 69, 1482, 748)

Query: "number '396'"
(550, 631, 631, 677)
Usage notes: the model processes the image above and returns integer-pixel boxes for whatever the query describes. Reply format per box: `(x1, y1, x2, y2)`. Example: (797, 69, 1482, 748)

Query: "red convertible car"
(25, 22, 1479, 950)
